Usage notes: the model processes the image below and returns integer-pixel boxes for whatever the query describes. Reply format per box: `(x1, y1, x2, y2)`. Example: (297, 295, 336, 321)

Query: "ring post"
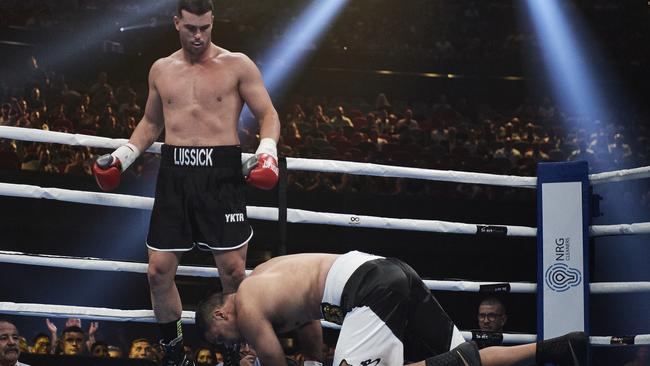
(536, 161, 590, 361)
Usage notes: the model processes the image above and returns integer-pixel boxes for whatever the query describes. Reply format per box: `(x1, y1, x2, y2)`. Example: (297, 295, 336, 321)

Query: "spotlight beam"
(523, 0, 609, 124)
(240, 0, 348, 124)
(257, 0, 348, 95)
(41, 0, 176, 68)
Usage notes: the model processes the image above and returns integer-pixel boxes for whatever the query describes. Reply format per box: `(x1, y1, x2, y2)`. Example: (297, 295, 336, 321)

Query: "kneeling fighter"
(196, 251, 588, 366)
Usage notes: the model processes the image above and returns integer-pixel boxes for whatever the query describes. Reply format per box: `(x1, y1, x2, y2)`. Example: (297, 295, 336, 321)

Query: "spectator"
(494, 137, 522, 165)
(90, 341, 110, 358)
(29, 333, 50, 354)
(396, 108, 419, 132)
(311, 104, 330, 131)
(567, 139, 595, 163)
(607, 133, 632, 166)
(26, 86, 46, 116)
(0, 140, 20, 170)
(374, 92, 391, 112)
(118, 91, 142, 121)
(16, 338, 28, 356)
(330, 106, 353, 131)
(523, 141, 550, 163)
(89, 72, 113, 111)
(57, 326, 86, 356)
(48, 104, 74, 133)
(149, 343, 165, 365)
(477, 297, 507, 332)
(115, 79, 136, 105)
(194, 346, 214, 366)
(238, 343, 261, 366)
(47, 318, 98, 354)
(128, 338, 152, 360)
(0, 319, 30, 366)
(72, 104, 97, 133)
(0, 103, 12, 125)
(62, 150, 90, 175)
(107, 345, 123, 358)
(214, 349, 223, 365)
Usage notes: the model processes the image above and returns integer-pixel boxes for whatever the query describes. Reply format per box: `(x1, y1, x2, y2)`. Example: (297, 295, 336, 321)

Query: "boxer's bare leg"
(477, 344, 535, 366)
(212, 242, 248, 292)
(406, 343, 534, 366)
(148, 249, 183, 322)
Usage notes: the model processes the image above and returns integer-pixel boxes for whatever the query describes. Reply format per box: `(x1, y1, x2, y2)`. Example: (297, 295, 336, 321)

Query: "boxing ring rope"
(0, 181, 537, 236)
(0, 301, 648, 347)
(3, 181, 650, 237)
(3, 125, 650, 186)
(3, 250, 650, 294)
(2, 126, 650, 348)
(0, 250, 536, 298)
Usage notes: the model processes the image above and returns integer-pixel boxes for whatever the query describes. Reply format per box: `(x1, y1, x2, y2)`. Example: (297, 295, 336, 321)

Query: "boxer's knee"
(219, 261, 246, 288)
(147, 254, 179, 290)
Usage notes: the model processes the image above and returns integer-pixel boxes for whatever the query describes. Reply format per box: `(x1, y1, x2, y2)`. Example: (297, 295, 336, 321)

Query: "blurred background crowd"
(1, 1, 649, 365)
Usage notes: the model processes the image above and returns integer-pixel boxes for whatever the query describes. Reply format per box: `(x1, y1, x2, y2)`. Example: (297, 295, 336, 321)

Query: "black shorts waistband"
(161, 144, 242, 168)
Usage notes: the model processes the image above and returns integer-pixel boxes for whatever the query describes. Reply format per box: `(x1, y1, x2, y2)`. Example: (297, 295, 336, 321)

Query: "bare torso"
(236, 253, 339, 334)
(154, 45, 244, 146)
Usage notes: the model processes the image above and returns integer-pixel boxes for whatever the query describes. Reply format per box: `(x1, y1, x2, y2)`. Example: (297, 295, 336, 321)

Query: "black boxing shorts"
(321, 251, 465, 365)
(146, 144, 253, 252)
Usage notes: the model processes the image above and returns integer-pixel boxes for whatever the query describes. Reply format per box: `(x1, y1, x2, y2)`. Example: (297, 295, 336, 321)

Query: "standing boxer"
(92, 1, 280, 365)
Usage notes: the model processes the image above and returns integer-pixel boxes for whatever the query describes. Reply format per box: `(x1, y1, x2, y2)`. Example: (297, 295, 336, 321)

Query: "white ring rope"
(2, 251, 649, 294)
(588, 223, 650, 237)
(0, 250, 249, 278)
(286, 157, 536, 188)
(4, 181, 650, 238)
(1, 301, 648, 346)
(3, 126, 650, 187)
(589, 166, 650, 185)
(0, 182, 537, 237)
(0, 125, 163, 154)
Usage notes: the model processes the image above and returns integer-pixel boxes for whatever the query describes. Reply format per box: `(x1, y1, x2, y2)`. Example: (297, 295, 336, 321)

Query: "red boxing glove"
(92, 154, 122, 192)
(243, 153, 279, 190)
(92, 143, 140, 192)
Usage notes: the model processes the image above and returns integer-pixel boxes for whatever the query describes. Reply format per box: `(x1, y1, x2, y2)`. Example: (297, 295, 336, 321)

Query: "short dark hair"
(62, 326, 85, 336)
(91, 341, 108, 352)
(479, 296, 506, 314)
(195, 291, 230, 339)
(32, 332, 50, 343)
(177, 0, 213, 16)
(130, 338, 151, 345)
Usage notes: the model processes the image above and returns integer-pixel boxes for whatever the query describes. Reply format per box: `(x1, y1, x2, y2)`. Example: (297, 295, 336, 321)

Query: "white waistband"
(322, 251, 383, 307)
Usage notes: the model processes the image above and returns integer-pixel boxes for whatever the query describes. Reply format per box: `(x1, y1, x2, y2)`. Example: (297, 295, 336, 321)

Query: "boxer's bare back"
(236, 253, 339, 333)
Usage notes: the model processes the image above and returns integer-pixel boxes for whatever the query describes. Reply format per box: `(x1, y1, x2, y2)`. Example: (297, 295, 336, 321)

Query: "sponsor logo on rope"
(610, 336, 635, 345)
(349, 216, 360, 225)
(545, 263, 582, 292)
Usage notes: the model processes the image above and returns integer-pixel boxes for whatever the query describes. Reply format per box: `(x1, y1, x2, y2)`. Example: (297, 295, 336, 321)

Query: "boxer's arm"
(295, 320, 323, 363)
(240, 316, 287, 366)
(237, 54, 280, 143)
(128, 60, 165, 153)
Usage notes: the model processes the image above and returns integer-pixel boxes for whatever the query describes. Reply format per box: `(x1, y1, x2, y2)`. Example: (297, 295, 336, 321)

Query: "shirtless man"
(196, 251, 588, 366)
(92, 1, 280, 365)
